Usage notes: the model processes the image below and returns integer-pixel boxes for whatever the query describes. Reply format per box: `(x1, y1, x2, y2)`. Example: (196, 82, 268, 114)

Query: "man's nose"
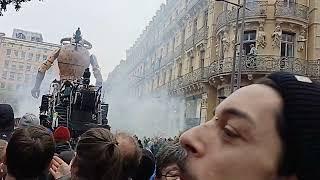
(179, 126, 205, 158)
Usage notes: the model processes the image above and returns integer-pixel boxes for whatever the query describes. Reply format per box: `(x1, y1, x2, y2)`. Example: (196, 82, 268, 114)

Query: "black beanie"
(0, 104, 14, 141)
(266, 72, 320, 180)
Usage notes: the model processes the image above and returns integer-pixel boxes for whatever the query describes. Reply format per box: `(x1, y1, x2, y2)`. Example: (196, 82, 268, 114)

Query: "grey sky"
(0, 0, 165, 78)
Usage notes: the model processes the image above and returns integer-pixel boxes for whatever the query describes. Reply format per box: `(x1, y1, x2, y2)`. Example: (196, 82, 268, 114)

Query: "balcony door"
(243, 31, 257, 55)
(280, 32, 295, 70)
(281, 32, 295, 57)
(284, 0, 295, 6)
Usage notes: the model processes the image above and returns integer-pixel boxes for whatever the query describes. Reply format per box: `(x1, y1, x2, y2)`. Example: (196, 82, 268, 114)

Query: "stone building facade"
(0, 29, 60, 109)
(107, 0, 320, 130)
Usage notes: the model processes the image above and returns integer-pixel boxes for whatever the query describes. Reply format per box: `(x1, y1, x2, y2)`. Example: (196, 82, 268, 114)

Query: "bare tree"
(0, 0, 42, 16)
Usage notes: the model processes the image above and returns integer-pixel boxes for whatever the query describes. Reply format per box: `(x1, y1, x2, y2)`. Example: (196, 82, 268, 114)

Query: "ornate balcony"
(275, 1, 309, 22)
(306, 60, 320, 80)
(216, 1, 268, 31)
(185, 35, 194, 51)
(209, 55, 320, 79)
(194, 27, 208, 45)
(169, 67, 209, 91)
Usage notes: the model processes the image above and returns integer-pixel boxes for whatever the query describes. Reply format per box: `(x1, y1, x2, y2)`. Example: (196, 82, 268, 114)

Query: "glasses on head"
(161, 171, 180, 180)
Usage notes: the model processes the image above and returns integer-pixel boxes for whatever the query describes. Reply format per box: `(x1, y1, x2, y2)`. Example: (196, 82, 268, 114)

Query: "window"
(204, 11, 208, 28)
(6, 49, 11, 56)
(17, 73, 23, 81)
(9, 72, 15, 80)
(36, 54, 40, 61)
(16, 84, 22, 90)
(189, 57, 194, 72)
(281, 32, 295, 57)
(26, 65, 31, 71)
(0, 82, 5, 89)
(16, 33, 26, 40)
(21, 51, 26, 59)
(11, 64, 16, 70)
(2, 71, 7, 79)
(157, 75, 160, 86)
(14, 50, 19, 57)
(178, 62, 182, 77)
(28, 53, 33, 60)
(4, 61, 9, 68)
(19, 65, 24, 71)
(243, 31, 257, 55)
(169, 69, 173, 81)
(33, 66, 38, 72)
(25, 74, 31, 82)
(284, 0, 295, 6)
(7, 84, 13, 90)
(218, 88, 226, 103)
(194, 18, 198, 30)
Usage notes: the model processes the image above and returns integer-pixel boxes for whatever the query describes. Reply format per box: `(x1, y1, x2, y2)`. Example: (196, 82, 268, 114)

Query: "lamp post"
(237, 0, 247, 90)
(231, 0, 241, 93)
(215, 0, 247, 92)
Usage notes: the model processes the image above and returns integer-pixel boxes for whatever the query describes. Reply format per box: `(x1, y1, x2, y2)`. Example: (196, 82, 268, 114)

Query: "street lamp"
(216, 0, 247, 92)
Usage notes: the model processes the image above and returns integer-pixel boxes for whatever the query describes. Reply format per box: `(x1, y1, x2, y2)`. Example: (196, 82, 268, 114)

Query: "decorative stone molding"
(187, 49, 194, 58)
(257, 22, 266, 49)
(247, 74, 253, 81)
(297, 29, 307, 52)
(215, 38, 220, 59)
(222, 31, 230, 53)
(272, 25, 282, 49)
(201, 93, 208, 109)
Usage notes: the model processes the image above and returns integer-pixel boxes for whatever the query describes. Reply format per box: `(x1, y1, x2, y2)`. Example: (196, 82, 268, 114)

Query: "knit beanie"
(265, 72, 320, 180)
(19, 113, 40, 128)
(54, 126, 71, 142)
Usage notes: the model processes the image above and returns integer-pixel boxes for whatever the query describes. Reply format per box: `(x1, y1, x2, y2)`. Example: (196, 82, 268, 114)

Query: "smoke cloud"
(13, 62, 59, 118)
(105, 73, 186, 138)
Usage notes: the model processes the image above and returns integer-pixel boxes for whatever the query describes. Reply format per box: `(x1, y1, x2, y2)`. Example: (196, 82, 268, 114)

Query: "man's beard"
(179, 160, 198, 180)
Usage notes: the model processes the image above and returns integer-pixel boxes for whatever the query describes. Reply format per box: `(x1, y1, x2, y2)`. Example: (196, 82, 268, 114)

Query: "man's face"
(180, 84, 284, 180)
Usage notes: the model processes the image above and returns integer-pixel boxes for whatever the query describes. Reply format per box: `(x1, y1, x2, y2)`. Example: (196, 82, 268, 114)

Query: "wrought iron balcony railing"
(194, 27, 208, 45)
(275, 1, 309, 21)
(169, 67, 209, 90)
(209, 55, 312, 78)
(184, 35, 194, 51)
(216, 1, 268, 31)
(306, 60, 320, 80)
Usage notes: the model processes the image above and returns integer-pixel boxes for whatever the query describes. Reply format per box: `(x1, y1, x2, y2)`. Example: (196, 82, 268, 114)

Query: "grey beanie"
(19, 113, 40, 128)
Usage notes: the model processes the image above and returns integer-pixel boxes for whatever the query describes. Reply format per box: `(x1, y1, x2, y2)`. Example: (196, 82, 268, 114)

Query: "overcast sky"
(0, 0, 165, 79)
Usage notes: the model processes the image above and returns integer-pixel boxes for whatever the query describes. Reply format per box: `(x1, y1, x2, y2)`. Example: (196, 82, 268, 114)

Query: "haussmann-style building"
(106, 0, 320, 131)
(0, 29, 60, 112)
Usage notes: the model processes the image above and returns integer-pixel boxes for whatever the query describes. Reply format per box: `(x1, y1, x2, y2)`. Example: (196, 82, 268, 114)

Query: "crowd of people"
(0, 71, 319, 180)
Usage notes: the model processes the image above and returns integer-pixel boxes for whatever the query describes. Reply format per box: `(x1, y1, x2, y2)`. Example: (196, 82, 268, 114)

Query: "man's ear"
(278, 175, 298, 180)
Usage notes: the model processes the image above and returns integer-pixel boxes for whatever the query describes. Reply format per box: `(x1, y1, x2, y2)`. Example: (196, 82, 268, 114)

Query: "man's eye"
(223, 125, 239, 138)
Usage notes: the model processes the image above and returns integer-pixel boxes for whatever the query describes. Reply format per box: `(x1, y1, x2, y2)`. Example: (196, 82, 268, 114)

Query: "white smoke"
(105, 75, 185, 138)
(14, 62, 59, 118)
